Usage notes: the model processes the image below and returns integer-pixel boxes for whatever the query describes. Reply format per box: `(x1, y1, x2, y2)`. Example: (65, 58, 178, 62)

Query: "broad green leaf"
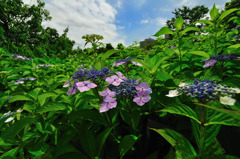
(0, 96, 10, 108)
(101, 49, 117, 60)
(119, 135, 139, 159)
(150, 56, 169, 74)
(69, 109, 107, 126)
(194, 20, 213, 25)
(8, 95, 32, 103)
(174, 16, 184, 31)
(156, 71, 173, 81)
(228, 44, 240, 49)
(217, 8, 239, 23)
(28, 88, 42, 101)
(194, 103, 240, 121)
(180, 27, 201, 36)
(38, 93, 58, 106)
(96, 127, 113, 155)
(131, 59, 151, 73)
(185, 51, 210, 59)
(37, 103, 66, 113)
(0, 147, 19, 158)
(2, 116, 36, 143)
(150, 128, 197, 158)
(94, 61, 102, 70)
(158, 104, 201, 125)
(54, 144, 82, 159)
(154, 27, 174, 37)
(210, 4, 219, 21)
(79, 129, 96, 158)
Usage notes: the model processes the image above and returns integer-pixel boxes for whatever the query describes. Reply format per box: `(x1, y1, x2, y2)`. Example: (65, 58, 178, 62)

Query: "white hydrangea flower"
(232, 88, 240, 93)
(178, 83, 187, 87)
(220, 96, 236, 105)
(5, 117, 14, 123)
(166, 90, 180, 97)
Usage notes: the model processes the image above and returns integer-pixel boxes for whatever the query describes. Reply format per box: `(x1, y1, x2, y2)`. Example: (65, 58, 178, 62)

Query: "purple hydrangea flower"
(112, 57, 142, 67)
(106, 75, 123, 86)
(100, 88, 116, 98)
(133, 95, 151, 106)
(76, 81, 97, 92)
(67, 79, 79, 95)
(135, 82, 152, 96)
(116, 72, 127, 80)
(100, 98, 117, 113)
(203, 60, 217, 68)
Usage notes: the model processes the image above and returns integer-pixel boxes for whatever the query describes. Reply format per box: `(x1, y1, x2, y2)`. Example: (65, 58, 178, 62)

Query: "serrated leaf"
(185, 51, 210, 59)
(174, 16, 184, 31)
(150, 128, 197, 158)
(38, 93, 57, 106)
(158, 104, 201, 125)
(210, 4, 219, 21)
(194, 20, 214, 25)
(217, 8, 239, 23)
(180, 27, 201, 36)
(37, 103, 66, 113)
(8, 95, 33, 103)
(2, 116, 36, 143)
(154, 27, 174, 37)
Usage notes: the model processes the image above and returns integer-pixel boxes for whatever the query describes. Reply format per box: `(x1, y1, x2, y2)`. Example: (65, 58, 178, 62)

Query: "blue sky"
(23, 0, 230, 48)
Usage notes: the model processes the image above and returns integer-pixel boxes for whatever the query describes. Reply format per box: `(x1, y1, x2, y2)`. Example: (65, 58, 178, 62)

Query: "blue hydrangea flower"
(166, 79, 240, 105)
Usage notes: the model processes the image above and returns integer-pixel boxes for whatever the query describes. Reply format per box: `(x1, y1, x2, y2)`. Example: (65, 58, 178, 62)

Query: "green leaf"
(217, 8, 239, 23)
(174, 16, 184, 31)
(154, 27, 174, 37)
(94, 61, 102, 70)
(37, 103, 66, 113)
(228, 44, 240, 49)
(119, 135, 139, 159)
(96, 127, 113, 155)
(27, 88, 42, 101)
(180, 27, 201, 36)
(101, 50, 117, 61)
(194, 20, 214, 25)
(70, 109, 107, 126)
(79, 129, 96, 158)
(158, 104, 201, 125)
(38, 93, 58, 106)
(8, 95, 32, 103)
(0, 147, 19, 158)
(150, 56, 169, 74)
(150, 128, 197, 158)
(2, 116, 36, 143)
(210, 4, 219, 21)
(185, 51, 210, 59)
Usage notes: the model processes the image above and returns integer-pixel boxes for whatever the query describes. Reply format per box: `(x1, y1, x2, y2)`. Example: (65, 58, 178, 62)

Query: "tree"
(223, 0, 240, 30)
(0, 0, 51, 52)
(166, 5, 209, 31)
(82, 34, 104, 46)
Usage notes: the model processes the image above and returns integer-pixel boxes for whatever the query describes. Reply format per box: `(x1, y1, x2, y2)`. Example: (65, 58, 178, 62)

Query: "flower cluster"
(64, 79, 97, 95)
(72, 68, 114, 81)
(9, 77, 36, 85)
(203, 54, 240, 68)
(33, 64, 54, 69)
(0, 110, 22, 123)
(166, 79, 240, 105)
(112, 57, 142, 66)
(11, 53, 32, 61)
(99, 72, 152, 112)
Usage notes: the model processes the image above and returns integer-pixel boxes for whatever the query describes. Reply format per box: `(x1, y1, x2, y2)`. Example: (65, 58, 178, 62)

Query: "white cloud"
(176, 0, 198, 7)
(23, 0, 126, 48)
(140, 19, 149, 24)
(155, 17, 167, 27)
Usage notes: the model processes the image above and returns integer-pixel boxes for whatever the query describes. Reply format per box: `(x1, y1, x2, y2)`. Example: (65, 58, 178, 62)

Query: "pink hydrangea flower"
(63, 80, 71, 87)
(67, 79, 79, 95)
(135, 82, 152, 96)
(116, 72, 127, 80)
(131, 61, 142, 66)
(203, 60, 217, 68)
(133, 95, 151, 106)
(100, 88, 116, 98)
(100, 98, 117, 113)
(106, 75, 123, 86)
(76, 81, 97, 92)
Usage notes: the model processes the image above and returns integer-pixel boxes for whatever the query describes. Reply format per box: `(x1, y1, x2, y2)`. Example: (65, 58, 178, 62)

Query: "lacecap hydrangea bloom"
(166, 79, 240, 105)
(64, 68, 114, 95)
(203, 54, 240, 68)
(100, 72, 152, 112)
(112, 57, 142, 67)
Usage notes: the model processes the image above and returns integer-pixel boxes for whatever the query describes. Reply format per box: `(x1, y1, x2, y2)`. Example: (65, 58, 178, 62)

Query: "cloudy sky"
(23, 0, 230, 48)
